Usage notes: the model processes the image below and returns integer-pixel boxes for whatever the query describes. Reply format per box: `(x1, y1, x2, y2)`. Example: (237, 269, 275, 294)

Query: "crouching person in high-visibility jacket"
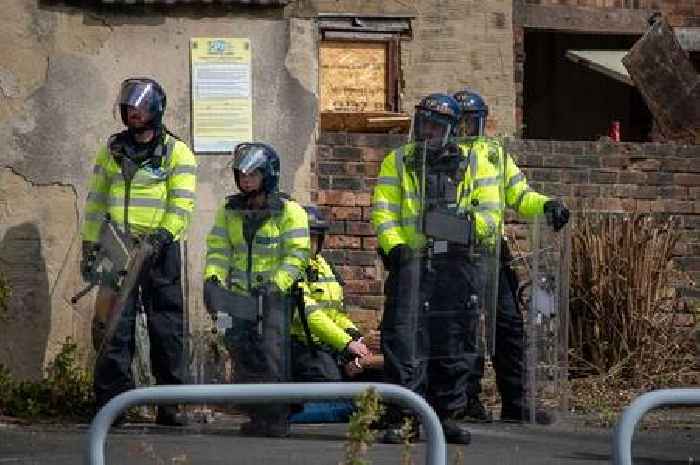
(290, 205, 371, 383)
(203, 143, 309, 438)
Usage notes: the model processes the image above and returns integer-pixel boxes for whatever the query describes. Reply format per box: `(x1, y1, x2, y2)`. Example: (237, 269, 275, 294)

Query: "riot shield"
(378, 136, 503, 420)
(522, 216, 570, 423)
(194, 200, 293, 435)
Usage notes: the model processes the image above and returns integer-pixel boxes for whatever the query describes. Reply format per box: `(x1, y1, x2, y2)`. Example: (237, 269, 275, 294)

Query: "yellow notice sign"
(191, 38, 252, 153)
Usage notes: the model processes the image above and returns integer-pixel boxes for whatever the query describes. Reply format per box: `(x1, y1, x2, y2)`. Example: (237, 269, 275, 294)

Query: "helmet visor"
(413, 109, 453, 150)
(459, 113, 486, 137)
(233, 144, 268, 175)
(115, 79, 163, 126)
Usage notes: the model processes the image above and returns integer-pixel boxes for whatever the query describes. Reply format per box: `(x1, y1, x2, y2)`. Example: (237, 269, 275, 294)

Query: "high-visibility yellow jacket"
(290, 254, 359, 351)
(81, 133, 197, 242)
(371, 137, 548, 254)
(204, 195, 310, 294)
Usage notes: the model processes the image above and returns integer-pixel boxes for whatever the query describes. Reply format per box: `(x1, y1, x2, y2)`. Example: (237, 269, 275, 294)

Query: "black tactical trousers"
(223, 292, 290, 423)
(93, 241, 185, 409)
(464, 259, 526, 410)
(425, 257, 483, 418)
(291, 339, 343, 382)
(492, 264, 526, 409)
(380, 257, 430, 402)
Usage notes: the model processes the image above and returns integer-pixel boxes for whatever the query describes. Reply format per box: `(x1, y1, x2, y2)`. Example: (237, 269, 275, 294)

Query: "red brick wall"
(507, 138, 700, 290)
(525, 1, 700, 26)
(314, 133, 700, 331)
(312, 132, 409, 331)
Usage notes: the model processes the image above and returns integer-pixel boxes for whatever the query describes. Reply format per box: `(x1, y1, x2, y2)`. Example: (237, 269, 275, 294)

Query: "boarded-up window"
(320, 42, 387, 113)
(317, 15, 412, 132)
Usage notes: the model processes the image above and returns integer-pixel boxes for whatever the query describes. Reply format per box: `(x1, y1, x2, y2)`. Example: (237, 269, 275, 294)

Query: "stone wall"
(314, 132, 700, 332)
(0, 1, 318, 378)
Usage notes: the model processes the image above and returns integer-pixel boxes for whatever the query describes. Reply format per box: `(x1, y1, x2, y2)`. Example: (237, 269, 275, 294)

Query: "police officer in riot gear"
(453, 88, 569, 423)
(203, 142, 310, 437)
(81, 77, 197, 426)
(372, 93, 473, 444)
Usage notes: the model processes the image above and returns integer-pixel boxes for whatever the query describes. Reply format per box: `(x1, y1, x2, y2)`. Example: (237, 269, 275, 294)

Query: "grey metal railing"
(86, 382, 447, 465)
(613, 388, 700, 465)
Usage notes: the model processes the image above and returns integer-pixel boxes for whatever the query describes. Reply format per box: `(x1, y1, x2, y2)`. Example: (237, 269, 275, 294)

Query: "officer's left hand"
(543, 200, 570, 232)
(146, 228, 174, 259)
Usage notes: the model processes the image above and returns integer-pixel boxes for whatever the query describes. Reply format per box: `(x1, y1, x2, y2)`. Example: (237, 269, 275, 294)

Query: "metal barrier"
(86, 382, 447, 465)
(613, 388, 700, 465)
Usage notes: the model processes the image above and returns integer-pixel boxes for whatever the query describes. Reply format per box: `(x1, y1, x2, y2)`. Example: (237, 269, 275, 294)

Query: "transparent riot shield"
(378, 136, 503, 420)
(196, 199, 293, 436)
(522, 216, 570, 423)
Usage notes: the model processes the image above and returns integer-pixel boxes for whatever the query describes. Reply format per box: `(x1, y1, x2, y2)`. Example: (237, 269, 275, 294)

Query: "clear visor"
(114, 80, 161, 124)
(458, 113, 486, 137)
(233, 144, 268, 175)
(412, 110, 452, 148)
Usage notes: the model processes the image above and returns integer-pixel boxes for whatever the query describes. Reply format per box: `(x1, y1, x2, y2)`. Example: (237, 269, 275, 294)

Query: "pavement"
(0, 414, 698, 465)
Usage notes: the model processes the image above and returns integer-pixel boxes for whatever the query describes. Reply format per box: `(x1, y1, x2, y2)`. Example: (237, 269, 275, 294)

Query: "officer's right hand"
(80, 241, 98, 282)
(388, 244, 413, 267)
(543, 200, 570, 232)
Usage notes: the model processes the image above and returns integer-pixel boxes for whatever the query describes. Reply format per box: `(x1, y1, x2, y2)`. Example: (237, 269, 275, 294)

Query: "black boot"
(458, 397, 493, 423)
(381, 416, 420, 444)
(240, 415, 290, 438)
(441, 418, 471, 445)
(500, 403, 553, 425)
(156, 406, 188, 427)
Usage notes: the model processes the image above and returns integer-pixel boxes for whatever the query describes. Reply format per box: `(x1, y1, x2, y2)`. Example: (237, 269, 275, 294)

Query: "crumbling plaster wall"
(0, 1, 317, 378)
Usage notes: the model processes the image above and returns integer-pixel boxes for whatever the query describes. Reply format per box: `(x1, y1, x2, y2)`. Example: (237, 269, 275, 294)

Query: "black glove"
(345, 327, 363, 341)
(388, 244, 413, 268)
(203, 276, 222, 317)
(543, 200, 570, 232)
(80, 241, 99, 282)
(146, 228, 174, 259)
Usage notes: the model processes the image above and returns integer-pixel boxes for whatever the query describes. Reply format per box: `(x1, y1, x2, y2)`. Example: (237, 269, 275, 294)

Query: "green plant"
(343, 387, 384, 465)
(399, 416, 415, 465)
(0, 337, 95, 420)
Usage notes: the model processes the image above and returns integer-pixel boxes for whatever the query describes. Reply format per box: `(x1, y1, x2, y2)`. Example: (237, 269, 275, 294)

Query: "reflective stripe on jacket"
(291, 254, 357, 351)
(204, 197, 310, 294)
(81, 133, 197, 242)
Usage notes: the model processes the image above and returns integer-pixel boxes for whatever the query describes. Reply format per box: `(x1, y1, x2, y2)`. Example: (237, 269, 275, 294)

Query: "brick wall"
(523, 1, 700, 26)
(314, 132, 700, 332)
(401, 0, 516, 136)
(506, 138, 700, 290)
(312, 132, 409, 331)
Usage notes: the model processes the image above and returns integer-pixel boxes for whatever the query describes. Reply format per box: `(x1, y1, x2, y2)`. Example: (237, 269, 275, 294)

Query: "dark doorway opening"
(523, 30, 653, 142)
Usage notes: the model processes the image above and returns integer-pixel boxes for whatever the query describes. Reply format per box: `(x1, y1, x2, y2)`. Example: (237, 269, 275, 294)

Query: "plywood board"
(320, 41, 387, 113)
(622, 18, 700, 143)
(320, 111, 410, 133)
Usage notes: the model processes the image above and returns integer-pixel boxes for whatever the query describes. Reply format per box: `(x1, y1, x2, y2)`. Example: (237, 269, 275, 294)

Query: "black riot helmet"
(231, 142, 281, 195)
(453, 88, 489, 137)
(304, 204, 329, 252)
(411, 93, 462, 157)
(114, 78, 167, 136)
